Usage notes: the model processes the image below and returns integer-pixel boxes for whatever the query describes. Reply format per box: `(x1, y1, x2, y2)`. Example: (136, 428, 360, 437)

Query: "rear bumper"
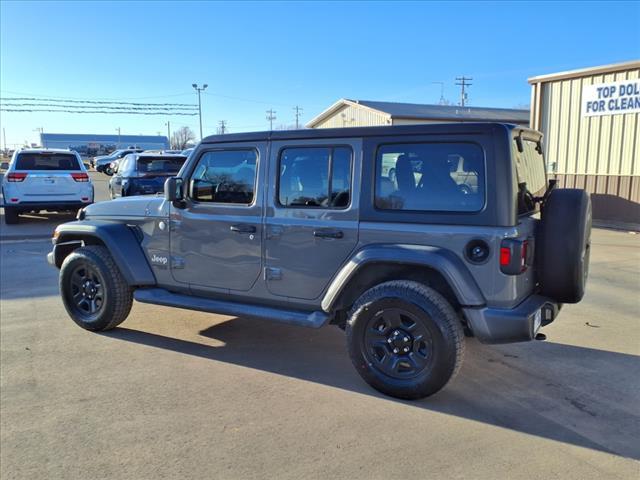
(463, 295, 561, 344)
(2, 201, 92, 211)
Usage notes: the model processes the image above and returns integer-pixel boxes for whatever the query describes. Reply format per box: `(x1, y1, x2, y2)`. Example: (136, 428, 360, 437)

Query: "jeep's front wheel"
(346, 281, 464, 399)
(60, 245, 133, 331)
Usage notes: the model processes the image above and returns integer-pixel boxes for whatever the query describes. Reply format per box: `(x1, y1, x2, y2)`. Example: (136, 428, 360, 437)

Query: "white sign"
(582, 79, 640, 117)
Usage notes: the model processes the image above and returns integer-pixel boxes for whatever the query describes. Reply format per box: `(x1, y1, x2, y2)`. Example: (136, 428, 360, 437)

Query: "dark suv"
(48, 123, 591, 399)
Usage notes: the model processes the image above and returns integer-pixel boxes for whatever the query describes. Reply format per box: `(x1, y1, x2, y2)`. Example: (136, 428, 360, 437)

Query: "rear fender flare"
(321, 244, 486, 312)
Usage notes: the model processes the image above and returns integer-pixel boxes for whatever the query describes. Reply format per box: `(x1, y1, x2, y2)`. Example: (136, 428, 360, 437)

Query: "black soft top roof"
(202, 122, 533, 145)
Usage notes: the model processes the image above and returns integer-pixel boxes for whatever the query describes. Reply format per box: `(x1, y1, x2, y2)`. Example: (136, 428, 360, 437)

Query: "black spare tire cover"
(537, 188, 592, 303)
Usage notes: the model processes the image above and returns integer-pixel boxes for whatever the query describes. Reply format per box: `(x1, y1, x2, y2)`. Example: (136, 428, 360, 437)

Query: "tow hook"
(535, 333, 547, 341)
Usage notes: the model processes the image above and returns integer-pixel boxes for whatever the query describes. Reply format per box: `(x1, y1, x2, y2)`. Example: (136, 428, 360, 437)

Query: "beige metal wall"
(531, 66, 640, 227)
(313, 104, 389, 128)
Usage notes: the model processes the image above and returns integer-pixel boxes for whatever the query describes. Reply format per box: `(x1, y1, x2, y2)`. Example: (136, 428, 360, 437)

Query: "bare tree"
(171, 126, 196, 150)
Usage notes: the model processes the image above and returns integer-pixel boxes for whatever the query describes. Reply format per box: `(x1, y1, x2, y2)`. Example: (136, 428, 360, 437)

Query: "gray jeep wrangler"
(48, 123, 591, 399)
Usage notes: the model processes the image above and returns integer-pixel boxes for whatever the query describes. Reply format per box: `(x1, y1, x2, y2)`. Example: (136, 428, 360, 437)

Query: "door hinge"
(264, 267, 282, 281)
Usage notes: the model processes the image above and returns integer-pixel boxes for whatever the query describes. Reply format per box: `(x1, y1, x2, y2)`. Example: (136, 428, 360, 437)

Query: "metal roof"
(306, 98, 529, 127)
(202, 122, 527, 144)
(528, 60, 640, 84)
(41, 133, 168, 142)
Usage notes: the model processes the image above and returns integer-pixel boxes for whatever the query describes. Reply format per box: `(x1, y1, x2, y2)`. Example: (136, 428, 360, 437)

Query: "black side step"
(133, 288, 329, 329)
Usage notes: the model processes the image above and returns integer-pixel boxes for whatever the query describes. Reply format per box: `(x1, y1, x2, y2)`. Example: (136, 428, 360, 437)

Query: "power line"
(0, 108, 197, 116)
(0, 89, 195, 101)
(455, 76, 473, 107)
(293, 105, 303, 129)
(1, 102, 197, 112)
(0, 97, 197, 108)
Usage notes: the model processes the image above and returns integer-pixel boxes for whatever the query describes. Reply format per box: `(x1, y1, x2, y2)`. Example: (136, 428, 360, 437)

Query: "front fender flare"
(321, 244, 486, 312)
(53, 220, 156, 286)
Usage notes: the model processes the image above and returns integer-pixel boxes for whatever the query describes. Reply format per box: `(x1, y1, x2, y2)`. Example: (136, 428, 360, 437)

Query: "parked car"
(108, 153, 187, 199)
(2, 149, 93, 224)
(93, 148, 144, 174)
(48, 123, 591, 399)
(181, 148, 194, 158)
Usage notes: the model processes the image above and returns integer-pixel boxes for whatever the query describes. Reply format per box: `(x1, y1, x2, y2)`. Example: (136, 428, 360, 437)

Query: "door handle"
(230, 224, 257, 234)
(313, 229, 344, 239)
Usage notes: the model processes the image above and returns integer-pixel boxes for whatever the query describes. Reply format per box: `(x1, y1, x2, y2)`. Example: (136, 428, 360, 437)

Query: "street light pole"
(192, 83, 208, 140)
(116, 127, 121, 148)
(165, 121, 171, 148)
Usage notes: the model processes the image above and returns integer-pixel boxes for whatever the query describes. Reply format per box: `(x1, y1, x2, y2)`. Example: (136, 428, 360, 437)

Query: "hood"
(83, 196, 167, 218)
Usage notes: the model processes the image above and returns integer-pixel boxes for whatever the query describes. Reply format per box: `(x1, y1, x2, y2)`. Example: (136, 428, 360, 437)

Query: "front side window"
(278, 146, 352, 208)
(15, 153, 81, 171)
(190, 149, 257, 204)
(375, 142, 485, 212)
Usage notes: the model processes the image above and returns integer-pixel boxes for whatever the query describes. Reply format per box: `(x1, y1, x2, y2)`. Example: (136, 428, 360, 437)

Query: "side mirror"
(164, 177, 185, 206)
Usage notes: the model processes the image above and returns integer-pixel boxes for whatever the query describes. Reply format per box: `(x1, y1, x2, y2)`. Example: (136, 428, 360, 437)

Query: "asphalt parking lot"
(1, 173, 639, 479)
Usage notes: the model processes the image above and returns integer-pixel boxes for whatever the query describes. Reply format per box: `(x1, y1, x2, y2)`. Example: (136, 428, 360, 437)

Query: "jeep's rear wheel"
(60, 245, 133, 331)
(4, 207, 19, 224)
(346, 280, 464, 399)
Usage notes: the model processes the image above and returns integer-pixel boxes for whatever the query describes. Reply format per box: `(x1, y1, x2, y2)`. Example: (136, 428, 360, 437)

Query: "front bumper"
(463, 295, 561, 344)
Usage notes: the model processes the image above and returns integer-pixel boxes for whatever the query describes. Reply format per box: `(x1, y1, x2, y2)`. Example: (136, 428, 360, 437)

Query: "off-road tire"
(346, 280, 465, 400)
(60, 245, 133, 331)
(537, 188, 592, 303)
(4, 207, 19, 224)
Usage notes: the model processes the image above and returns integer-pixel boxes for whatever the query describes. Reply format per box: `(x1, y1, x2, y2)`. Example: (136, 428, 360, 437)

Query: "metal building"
(529, 60, 640, 228)
(40, 133, 169, 158)
(306, 99, 530, 128)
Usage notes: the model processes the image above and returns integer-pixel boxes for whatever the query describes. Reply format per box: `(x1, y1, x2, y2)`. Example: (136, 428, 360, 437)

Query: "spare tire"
(537, 188, 592, 303)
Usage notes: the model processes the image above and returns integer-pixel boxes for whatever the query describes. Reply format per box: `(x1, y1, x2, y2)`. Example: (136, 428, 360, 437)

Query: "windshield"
(15, 153, 81, 171)
(137, 156, 186, 174)
(513, 134, 547, 215)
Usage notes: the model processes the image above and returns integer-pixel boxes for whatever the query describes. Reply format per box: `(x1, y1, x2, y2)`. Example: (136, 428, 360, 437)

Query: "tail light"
(500, 238, 531, 275)
(71, 172, 89, 182)
(7, 172, 27, 182)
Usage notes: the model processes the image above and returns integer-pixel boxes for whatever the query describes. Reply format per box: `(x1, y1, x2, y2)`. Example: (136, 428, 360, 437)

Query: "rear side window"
(15, 153, 81, 171)
(278, 146, 352, 208)
(190, 149, 257, 204)
(513, 137, 547, 215)
(375, 142, 485, 212)
(137, 156, 186, 174)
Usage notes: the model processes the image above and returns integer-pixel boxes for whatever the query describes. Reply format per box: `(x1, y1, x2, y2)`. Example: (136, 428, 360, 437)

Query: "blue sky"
(1, 0, 639, 146)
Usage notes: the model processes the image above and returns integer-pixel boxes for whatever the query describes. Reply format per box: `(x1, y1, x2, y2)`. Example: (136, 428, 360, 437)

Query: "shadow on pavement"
(105, 317, 640, 461)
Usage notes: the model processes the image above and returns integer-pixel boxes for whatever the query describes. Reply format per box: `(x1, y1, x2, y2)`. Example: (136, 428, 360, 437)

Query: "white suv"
(2, 149, 94, 225)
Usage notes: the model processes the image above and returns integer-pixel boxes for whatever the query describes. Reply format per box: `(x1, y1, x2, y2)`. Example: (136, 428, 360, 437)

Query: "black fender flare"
(52, 220, 156, 286)
(321, 244, 486, 312)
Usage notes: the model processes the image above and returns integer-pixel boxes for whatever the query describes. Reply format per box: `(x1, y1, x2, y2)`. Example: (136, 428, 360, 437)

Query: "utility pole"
(116, 127, 121, 148)
(192, 83, 208, 139)
(293, 105, 303, 129)
(455, 76, 473, 107)
(2, 127, 6, 153)
(165, 121, 171, 147)
(266, 109, 277, 131)
(218, 120, 227, 134)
